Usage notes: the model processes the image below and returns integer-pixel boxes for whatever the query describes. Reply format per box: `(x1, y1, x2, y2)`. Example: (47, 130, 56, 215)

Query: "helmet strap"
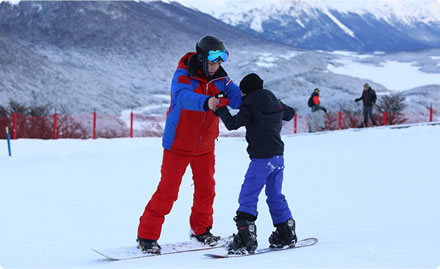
(197, 53, 211, 78)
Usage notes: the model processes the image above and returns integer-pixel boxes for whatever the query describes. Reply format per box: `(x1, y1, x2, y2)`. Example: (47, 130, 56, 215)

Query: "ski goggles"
(207, 50, 229, 63)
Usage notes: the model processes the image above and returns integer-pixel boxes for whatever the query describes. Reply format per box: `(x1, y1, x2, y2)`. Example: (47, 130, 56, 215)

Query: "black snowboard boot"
(137, 237, 161, 254)
(227, 211, 258, 254)
(191, 227, 221, 246)
(269, 218, 297, 248)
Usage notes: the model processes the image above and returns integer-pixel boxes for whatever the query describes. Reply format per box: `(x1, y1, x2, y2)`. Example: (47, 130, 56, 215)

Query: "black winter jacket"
(356, 88, 377, 106)
(216, 89, 295, 159)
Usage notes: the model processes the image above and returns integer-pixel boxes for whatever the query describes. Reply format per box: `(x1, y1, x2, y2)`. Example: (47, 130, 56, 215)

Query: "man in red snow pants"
(136, 35, 242, 254)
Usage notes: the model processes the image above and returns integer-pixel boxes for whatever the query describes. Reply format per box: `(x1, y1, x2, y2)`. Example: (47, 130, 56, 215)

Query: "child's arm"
(223, 78, 242, 109)
(216, 105, 252, 131)
(280, 101, 296, 121)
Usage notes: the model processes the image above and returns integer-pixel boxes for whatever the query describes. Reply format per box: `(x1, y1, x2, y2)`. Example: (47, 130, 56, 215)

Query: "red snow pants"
(137, 149, 216, 240)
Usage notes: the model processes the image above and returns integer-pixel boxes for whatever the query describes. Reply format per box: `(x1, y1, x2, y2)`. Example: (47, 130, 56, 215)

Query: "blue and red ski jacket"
(162, 52, 242, 155)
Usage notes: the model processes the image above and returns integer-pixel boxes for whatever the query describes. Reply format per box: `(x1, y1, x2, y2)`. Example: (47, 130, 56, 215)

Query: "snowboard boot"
(191, 227, 221, 246)
(227, 211, 258, 254)
(137, 237, 161, 254)
(269, 218, 297, 248)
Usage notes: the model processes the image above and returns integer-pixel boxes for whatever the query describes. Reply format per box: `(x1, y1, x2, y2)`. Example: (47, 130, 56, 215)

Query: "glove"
(217, 98, 229, 109)
(322, 107, 327, 113)
(215, 91, 228, 99)
(355, 98, 360, 102)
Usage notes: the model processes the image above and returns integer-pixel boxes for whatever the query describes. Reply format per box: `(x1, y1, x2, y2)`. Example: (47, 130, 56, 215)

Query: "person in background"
(355, 83, 378, 127)
(136, 35, 242, 254)
(214, 73, 297, 255)
(308, 88, 327, 132)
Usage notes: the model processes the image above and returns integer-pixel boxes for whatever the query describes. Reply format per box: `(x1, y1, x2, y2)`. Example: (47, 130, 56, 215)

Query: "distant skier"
(136, 35, 242, 254)
(307, 88, 327, 132)
(214, 73, 297, 254)
(355, 83, 378, 127)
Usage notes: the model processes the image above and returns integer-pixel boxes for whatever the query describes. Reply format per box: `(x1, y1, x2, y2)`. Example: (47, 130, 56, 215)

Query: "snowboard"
(204, 237, 318, 258)
(92, 236, 231, 260)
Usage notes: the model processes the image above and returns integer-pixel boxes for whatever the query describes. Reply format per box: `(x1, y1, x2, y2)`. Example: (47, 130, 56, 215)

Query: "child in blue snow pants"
(215, 73, 298, 254)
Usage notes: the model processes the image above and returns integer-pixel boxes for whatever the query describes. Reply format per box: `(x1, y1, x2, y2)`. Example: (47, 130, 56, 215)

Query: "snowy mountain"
(185, 0, 440, 52)
(0, 0, 276, 114)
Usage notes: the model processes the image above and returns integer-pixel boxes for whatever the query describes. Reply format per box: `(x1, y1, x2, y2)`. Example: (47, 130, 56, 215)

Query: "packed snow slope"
(1, 124, 439, 268)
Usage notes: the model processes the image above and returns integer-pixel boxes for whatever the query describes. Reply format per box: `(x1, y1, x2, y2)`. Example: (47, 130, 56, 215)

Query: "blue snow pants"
(237, 155, 292, 225)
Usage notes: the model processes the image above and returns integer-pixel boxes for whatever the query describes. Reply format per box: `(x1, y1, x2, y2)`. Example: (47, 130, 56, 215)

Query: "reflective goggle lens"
(207, 50, 229, 63)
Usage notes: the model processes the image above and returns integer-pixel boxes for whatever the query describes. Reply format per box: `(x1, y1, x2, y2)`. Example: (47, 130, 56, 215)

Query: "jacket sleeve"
(171, 69, 209, 111)
(216, 105, 252, 131)
(280, 101, 295, 121)
(223, 78, 242, 109)
(372, 90, 377, 104)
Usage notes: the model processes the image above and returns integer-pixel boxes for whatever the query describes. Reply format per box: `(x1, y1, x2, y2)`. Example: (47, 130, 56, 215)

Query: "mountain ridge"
(185, 0, 440, 52)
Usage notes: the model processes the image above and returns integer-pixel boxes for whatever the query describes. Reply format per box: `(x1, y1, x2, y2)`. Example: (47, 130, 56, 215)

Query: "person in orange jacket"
(308, 88, 327, 132)
(136, 35, 242, 254)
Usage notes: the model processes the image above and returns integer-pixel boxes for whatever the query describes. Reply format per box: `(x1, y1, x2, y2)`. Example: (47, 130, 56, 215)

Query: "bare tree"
(375, 93, 407, 125)
(0, 104, 8, 116)
(0, 99, 87, 139)
(7, 100, 29, 115)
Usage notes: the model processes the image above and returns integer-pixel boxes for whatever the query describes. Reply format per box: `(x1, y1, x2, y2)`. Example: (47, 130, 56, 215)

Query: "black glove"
(322, 107, 327, 113)
(213, 106, 227, 117)
(203, 97, 210, 111)
(355, 98, 360, 102)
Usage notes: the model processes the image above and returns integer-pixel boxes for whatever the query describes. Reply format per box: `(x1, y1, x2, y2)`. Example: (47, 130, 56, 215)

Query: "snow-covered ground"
(1, 124, 440, 268)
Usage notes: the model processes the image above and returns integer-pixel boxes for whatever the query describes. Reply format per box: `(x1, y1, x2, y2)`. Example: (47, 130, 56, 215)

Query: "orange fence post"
(130, 111, 134, 138)
(13, 112, 17, 140)
(93, 111, 97, 139)
(53, 113, 58, 139)
(338, 112, 342, 130)
(294, 113, 297, 134)
(430, 106, 433, 122)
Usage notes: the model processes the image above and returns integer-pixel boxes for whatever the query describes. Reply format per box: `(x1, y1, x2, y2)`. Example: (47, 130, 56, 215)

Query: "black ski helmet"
(196, 35, 226, 55)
